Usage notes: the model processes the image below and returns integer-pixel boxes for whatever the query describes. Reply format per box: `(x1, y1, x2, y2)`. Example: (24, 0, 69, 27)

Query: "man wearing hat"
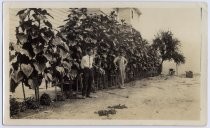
(113, 50, 128, 89)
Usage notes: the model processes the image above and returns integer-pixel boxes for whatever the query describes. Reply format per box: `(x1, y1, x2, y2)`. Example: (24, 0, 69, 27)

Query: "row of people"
(80, 48, 128, 99)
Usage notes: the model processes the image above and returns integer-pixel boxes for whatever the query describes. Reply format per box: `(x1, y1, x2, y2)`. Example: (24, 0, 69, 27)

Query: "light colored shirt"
(81, 55, 94, 69)
(114, 56, 128, 70)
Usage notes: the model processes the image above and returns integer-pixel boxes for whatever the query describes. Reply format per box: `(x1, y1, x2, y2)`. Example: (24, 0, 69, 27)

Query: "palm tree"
(152, 30, 185, 74)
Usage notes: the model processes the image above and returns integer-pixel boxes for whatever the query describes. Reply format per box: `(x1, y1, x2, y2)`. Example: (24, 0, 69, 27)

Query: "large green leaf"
(10, 79, 19, 93)
(33, 62, 46, 74)
(12, 44, 29, 56)
(35, 54, 48, 64)
(73, 61, 80, 69)
(16, 9, 27, 16)
(62, 60, 72, 69)
(52, 37, 70, 52)
(19, 12, 28, 21)
(32, 44, 44, 55)
(55, 66, 65, 74)
(69, 69, 78, 79)
(21, 64, 34, 78)
(52, 37, 62, 45)
(76, 46, 82, 53)
(28, 78, 39, 89)
(43, 20, 52, 29)
(16, 33, 27, 44)
(58, 47, 69, 59)
(43, 52, 53, 60)
(32, 14, 47, 21)
(44, 73, 52, 81)
(11, 69, 24, 83)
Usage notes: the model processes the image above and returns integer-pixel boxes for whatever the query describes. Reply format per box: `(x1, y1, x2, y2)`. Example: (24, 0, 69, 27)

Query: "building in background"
(87, 8, 141, 30)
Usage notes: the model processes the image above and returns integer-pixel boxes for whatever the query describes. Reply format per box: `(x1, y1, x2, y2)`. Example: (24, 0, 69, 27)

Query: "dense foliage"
(10, 8, 73, 100)
(40, 93, 51, 106)
(152, 31, 185, 72)
(10, 98, 20, 116)
(59, 8, 161, 80)
(10, 8, 176, 100)
(24, 97, 40, 109)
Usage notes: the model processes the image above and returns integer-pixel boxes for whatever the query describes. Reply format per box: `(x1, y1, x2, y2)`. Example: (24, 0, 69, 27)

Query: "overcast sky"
(137, 7, 202, 74)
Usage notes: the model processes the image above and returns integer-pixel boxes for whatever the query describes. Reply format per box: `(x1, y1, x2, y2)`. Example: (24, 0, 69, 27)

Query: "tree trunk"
(22, 82, 26, 100)
(34, 86, 39, 102)
(176, 64, 178, 76)
(37, 86, 40, 101)
(158, 60, 164, 74)
(34, 87, 37, 101)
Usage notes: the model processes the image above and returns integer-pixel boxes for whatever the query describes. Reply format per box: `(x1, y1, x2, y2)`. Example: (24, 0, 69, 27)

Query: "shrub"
(54, 92, 66, 101)
(19, 101, 27, 112)
(10, 98, 20, 116)
(24, 97, 39, 109)
(40, 93, 51, 106)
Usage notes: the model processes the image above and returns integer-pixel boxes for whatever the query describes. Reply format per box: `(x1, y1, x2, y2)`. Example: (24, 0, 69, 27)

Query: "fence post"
(21, 82, 26, 100)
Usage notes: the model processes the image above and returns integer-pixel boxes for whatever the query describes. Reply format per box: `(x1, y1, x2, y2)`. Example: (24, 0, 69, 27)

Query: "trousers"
(118, 67, 126, 87)
(82, 68, 93, 96)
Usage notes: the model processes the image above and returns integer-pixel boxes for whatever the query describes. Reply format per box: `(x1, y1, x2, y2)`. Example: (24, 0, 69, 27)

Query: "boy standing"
(113, 50, 128, 89)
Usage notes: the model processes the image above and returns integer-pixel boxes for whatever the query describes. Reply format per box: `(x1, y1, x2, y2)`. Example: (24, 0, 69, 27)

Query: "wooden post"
(21, 82, 26, 100)
(34, 86, 37, 101)
(76, 79, 79, 94)
(176, 64, 178, 76)
(37, 86, 40, 101)
(55, 85, 57, 101)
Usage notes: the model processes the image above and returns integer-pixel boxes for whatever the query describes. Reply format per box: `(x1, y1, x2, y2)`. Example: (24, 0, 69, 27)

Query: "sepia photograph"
(3, 1, 207, 126)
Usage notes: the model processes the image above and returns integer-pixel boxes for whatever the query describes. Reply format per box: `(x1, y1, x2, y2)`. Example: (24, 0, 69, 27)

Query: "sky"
(137, 7, 202, 74)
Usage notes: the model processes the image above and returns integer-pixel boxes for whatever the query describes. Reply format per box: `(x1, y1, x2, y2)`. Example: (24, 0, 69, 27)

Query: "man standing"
(114, 50, 128, 89)
(80, 48, 94, 98)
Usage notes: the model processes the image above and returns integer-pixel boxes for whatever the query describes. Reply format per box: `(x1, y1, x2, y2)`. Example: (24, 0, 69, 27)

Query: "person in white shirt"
(80, 48, 95, 98)
(114, 50, 128, 89)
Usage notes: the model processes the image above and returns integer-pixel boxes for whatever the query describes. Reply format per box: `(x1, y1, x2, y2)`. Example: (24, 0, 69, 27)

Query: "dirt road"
(19, 75, 200, 120)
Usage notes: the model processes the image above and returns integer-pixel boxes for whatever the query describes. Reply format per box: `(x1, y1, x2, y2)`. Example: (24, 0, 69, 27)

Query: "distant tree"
(152, 30, 185, 73)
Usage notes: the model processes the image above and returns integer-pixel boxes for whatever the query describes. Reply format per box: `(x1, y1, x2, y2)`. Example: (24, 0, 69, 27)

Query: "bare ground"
(14, 75, 200, 120)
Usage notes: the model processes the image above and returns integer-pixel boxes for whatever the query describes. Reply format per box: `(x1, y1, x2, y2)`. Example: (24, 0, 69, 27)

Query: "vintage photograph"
(3, 2, 207, 125)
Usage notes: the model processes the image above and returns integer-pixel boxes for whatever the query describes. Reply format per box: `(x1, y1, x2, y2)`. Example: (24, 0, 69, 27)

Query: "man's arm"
(113, 57, 118, 67)
(80, 56, 85, 69)
(124, 57, 128, 66)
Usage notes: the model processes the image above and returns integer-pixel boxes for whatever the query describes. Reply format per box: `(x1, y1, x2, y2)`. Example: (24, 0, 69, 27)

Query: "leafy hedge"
(59, 8, 161, 78)
(10, 8, 161, 98)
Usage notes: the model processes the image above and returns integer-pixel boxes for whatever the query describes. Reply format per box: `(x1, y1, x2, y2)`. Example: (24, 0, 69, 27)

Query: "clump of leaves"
(54, 92, 66, 101)
(19, 101, 27, 112)
(95, 109, 117, 117)
(108, 104, 128, 109)
(10, 98, 20, 116)
(24, 97, 39, 109)
(40, 93, 51, 106)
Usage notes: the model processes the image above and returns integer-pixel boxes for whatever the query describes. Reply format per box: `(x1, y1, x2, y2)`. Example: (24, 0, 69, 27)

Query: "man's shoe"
(119, 86, 126, 89)
(86, 95, 93, 98)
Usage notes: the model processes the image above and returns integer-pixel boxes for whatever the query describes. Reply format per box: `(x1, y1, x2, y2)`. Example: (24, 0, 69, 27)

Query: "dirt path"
(20, 75, 200, 120)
